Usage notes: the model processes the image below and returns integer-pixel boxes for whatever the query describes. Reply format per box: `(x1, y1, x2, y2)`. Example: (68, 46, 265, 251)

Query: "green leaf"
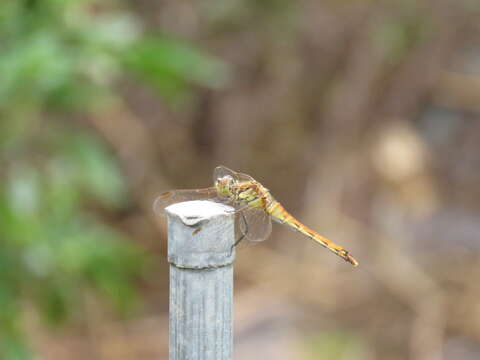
(63, 131, 128, 208)
(124, 36, 230, 100)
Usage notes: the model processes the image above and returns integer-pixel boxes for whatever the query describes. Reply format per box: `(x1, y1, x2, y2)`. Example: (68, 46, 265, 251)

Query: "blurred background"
(1, 0, 480, 359)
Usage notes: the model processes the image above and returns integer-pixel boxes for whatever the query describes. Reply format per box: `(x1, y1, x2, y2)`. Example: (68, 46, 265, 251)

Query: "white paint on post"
(166, 200, 235, 360)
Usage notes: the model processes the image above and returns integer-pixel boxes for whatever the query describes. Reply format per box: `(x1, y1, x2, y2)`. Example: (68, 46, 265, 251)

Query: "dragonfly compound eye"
(216, 175, 235, 197)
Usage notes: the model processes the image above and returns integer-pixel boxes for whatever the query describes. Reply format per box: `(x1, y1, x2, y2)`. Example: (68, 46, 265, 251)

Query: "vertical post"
(166, 200, 235, 360)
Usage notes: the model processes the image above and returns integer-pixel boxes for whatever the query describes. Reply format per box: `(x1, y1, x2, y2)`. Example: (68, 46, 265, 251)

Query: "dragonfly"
(154, 166, 358, 266)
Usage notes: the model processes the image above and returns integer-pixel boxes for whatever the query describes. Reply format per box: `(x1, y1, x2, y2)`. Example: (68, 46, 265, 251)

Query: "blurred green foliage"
(0, 0, 227, 358)
(0, 123, 144, 358)
(124, 36, 229, 101)
(305, 330, 367, 360)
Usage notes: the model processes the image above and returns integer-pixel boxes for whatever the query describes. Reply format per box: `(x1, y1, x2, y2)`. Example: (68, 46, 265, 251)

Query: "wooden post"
(166, 200, 235, 360)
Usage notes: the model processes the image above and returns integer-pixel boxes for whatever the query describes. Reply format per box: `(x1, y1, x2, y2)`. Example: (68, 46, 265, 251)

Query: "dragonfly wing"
(213, 165, 260, 182)
(153, 187, 220, 216)
(237, 207, 272, 242)
(213, 165, 239, 182)
(236, 172, 257, 183)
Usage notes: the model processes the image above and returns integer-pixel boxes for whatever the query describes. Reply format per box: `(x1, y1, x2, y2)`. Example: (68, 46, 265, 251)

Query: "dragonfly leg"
(229, 212, 248, 254)
(222, 203, 251, 215)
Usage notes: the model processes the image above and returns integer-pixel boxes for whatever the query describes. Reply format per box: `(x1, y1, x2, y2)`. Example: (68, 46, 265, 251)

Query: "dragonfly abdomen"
(267, 200, 295, 224)
(267, 201, 358, 266)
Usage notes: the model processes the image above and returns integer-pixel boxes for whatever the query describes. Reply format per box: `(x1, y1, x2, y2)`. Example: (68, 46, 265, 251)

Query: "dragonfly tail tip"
(349, 257, 359, 267)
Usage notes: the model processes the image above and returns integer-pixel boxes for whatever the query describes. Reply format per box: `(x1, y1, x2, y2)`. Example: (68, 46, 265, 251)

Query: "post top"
(166, 200, 233, 226)
(166, 200, 236, 269)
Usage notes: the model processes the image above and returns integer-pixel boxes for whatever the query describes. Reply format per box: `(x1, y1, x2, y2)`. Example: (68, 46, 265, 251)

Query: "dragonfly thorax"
(215, 175, 272, 209)
(233, 181, 272, 209)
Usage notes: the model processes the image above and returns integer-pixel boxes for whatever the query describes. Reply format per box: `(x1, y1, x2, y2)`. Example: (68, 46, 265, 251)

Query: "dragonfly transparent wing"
(213, 165, 259, 183)
(237, 207, 272, 242)
(236, 171, 257, 182)
(153, 187, 221, 216)
(213, 165, 239, 182)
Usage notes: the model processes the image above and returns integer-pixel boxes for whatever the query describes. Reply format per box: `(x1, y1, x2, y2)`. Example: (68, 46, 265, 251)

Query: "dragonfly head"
(215, 175, 235, 198)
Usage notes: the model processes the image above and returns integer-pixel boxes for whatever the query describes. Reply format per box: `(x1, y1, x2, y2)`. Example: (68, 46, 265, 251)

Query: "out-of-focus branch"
(433, 71, 480, 112)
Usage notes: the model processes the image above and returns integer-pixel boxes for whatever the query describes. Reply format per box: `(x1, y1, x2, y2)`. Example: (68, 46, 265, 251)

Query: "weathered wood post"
(166, 200, 235, 360)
